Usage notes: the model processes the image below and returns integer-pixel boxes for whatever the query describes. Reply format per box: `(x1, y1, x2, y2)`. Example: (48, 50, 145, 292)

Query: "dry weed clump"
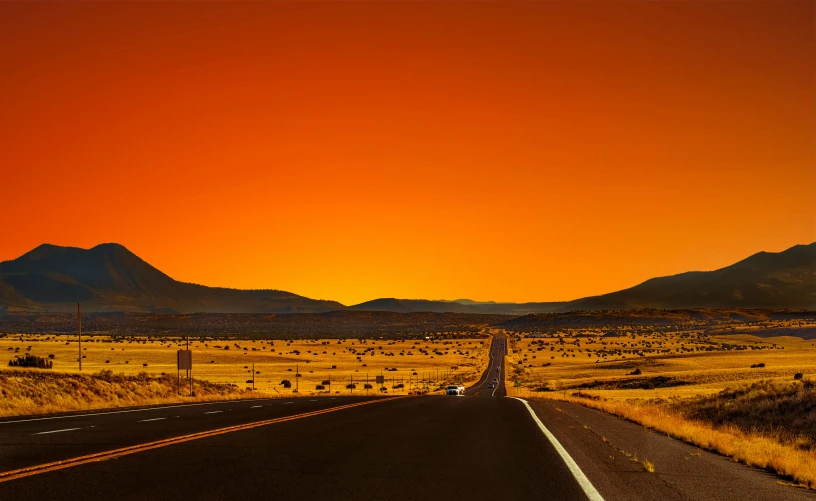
(669, 379, 816, 449)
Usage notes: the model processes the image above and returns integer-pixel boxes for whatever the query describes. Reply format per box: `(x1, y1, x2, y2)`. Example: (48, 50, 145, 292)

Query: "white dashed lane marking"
(34, 428, 82, 435)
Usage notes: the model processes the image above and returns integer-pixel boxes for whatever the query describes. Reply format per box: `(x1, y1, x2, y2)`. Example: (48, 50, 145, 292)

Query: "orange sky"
(1, 1, 814, 305)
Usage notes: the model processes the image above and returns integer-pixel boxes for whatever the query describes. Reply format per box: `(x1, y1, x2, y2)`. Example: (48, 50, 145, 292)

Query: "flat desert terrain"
(1, 334, 490, 397)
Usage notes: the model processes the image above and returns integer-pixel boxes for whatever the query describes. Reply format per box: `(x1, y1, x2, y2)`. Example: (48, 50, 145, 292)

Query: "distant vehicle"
(446, 385, 465, 396)
(487, 384, 494, 388)
(496, 367, 500, 372)
(492, 378, 498, 383)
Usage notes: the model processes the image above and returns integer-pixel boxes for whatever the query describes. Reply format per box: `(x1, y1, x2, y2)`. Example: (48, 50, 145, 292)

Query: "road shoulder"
(518, 397, 815, 501)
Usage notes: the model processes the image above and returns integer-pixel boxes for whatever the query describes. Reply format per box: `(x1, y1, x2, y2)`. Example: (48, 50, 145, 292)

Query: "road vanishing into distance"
(1, 331, 812, 500)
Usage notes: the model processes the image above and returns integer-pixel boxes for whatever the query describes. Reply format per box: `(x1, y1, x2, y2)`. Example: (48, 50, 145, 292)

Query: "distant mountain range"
(1, 242, 814, 314)
(0, 244, 343, 314)
(564, 242, 816, 311)
(346, 298, 566, 315)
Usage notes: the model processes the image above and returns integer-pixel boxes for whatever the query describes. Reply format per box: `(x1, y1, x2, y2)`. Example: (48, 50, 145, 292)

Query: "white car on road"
(446, 385, 465, 396)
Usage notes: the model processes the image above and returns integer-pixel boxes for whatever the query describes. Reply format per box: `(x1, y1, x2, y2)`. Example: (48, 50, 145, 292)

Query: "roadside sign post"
(375, 375, 384, 394)
(177, 349, 192, 397)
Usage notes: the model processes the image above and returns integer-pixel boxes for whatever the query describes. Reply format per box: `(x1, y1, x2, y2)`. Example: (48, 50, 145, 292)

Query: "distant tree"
(8, 354, 52, 369)
(280, 380, 292, 388)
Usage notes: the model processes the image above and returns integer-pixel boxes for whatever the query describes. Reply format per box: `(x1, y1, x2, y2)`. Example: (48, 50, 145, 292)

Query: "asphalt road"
(0, 330, 811, 500)
(466, 330, 506, 397)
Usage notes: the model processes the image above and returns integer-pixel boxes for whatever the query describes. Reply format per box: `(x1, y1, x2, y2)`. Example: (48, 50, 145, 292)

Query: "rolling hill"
(562, 242, 816, 311)
(0, 244, 344, 314)
(348, 243, 816, 313)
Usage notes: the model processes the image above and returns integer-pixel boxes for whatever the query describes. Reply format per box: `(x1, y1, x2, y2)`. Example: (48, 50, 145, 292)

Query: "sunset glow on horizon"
(2, 1, 814, 305)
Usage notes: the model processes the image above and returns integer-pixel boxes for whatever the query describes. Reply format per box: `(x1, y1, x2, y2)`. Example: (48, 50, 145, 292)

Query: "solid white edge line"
(138, 417, 166, 422)
(203, 411, 222, 415)
(511, 397, 605, 501)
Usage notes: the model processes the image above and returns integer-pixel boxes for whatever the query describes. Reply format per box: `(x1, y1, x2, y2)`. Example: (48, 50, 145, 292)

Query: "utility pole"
(188, 335, 193, 397)
(252, 363, 255, 391)
(77, 303, 82, 371)
(296, 365, 299, 393)
(366, 373, 369, 396)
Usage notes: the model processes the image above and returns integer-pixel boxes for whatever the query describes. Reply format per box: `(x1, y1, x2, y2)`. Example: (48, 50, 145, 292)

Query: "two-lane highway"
(0, 395, 593, 501)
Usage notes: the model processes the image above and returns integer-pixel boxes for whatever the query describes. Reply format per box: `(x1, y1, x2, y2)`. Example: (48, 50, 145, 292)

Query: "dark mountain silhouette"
(1, 242, 813, 314)
(0, 243, 344, 313)
(562, 242, 816, 311)
(348, 243, 816, 313)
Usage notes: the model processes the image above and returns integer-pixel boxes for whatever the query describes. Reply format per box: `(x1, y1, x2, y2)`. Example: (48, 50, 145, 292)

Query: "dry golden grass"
(0, 334, 489, 402)
(0, 369, 250, 417)
(531, 390, 816, 489)
(504, 319, 816, 489)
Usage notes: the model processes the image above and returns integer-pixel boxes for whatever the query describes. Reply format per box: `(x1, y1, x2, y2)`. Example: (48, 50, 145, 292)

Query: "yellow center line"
(0, 397, 404, 484)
